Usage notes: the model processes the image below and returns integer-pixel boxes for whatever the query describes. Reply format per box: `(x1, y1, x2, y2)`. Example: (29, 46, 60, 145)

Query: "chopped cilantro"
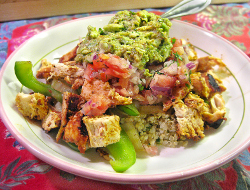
(188, 70, 192, 84)
(99, 28, 105, 35)
(172, 38, 176, 45)
(174, 52, 183, 61)
(203, 98, 209, 104)
(185, 83, 190, 89)
(138, 84, 144, 91)
(156, 138, 161, 144)
(130, 11, 136, 15)
(156, 71, 164, 75)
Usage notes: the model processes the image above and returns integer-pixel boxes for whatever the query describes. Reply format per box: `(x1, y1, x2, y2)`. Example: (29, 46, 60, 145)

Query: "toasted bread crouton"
(42, 110, 61, 132)
(15, 92, 49, 120)
(82, 115, 121, 147)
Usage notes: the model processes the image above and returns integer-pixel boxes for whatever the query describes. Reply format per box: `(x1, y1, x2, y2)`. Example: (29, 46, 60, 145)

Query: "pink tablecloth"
(1, 3, 250, 190)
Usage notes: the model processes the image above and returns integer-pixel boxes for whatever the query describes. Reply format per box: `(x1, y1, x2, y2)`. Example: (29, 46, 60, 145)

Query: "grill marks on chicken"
(173, 93, 205, 141)
(63, 111, 89, 154)
(56, 92, 84, 142)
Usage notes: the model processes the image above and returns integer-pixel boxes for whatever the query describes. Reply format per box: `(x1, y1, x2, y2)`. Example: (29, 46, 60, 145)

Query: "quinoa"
(120, 112, 188, 150)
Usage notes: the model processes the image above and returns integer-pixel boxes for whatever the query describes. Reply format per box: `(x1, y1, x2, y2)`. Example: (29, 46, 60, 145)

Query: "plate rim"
(1, 14, 250, 184)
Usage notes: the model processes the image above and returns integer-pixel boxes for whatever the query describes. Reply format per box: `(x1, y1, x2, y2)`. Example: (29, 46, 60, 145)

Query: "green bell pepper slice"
(66, 142, 80, 152)
(107, 129, 136, 172)
(15, 61, 62, 102)
(117, 103, 139, 116)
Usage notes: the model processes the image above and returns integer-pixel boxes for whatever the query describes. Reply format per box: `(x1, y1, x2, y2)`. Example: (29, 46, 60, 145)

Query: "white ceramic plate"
(1, 14, 250, 184)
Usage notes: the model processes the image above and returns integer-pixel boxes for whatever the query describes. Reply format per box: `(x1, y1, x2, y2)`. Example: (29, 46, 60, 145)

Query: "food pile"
(14, 10, 227, 172)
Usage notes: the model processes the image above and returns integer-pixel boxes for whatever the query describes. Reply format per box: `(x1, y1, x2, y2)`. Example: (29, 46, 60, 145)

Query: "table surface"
(1, 2, 250, 190)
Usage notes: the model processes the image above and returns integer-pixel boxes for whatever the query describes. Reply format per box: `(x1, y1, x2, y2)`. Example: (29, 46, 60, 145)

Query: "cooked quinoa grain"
(120, 112, 188, 151)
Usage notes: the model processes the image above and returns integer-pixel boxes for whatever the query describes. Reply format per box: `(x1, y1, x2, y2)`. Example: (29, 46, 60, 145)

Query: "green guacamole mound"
(75, 10, 173, 69)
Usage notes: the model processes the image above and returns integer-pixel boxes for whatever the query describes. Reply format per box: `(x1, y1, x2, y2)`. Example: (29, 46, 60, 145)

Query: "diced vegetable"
(117, 103, 139, 116)
(66, 142, 80, 152)
(15, 61, 62, 102)
(121, 122, 144, 152)
(107, 129, 136, 172)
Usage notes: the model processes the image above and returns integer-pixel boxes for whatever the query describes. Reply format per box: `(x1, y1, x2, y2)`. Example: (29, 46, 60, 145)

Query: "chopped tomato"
(84, 64, 95, 81)
(105, 68, 130, 79)
(93, 60, 106, 70)
(84, 54, 132, 82)
(119, 78, 129, 88)
(105, 55, 130, 74)
(150, 74, 177, 89)
(83, 95, 110, 116)
(172, 38, 182, 48)
(99, 71, 113, 82)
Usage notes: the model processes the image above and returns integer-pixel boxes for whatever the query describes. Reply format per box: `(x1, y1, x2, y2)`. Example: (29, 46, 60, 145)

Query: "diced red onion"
(186, 62, 195, 70)
(162, 62, 178, 75)
(150, 86, 172, 96)
(87, 99, 92, 105)
(93, 53, 98, 60)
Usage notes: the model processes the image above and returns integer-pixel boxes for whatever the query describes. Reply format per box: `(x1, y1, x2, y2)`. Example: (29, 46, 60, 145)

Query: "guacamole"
(75, 10, 173, 69)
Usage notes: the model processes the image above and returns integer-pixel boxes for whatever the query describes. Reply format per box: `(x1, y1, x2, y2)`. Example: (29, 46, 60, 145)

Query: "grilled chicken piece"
(15, 92, 49, 120)
(42, 110, 61, 132)
(163, 85, 190, 112)
(184, 92, 226, 127)
(56, 92, 84, 142)
(184, 92, 209, 113)
(190, 71, 226, 99)
(59, 45, 78, 63)
(182, 40, 197, 61)
(81, 79, 132, 105)
(81, 79, 132, 116)
(196, 56, 226, 72)
(202, 94, 226, 124)
(207, 72, 227, 94)
(63, 111, 89, 153)
(36, 59, 85, 90)
(82, 115, 121, 147)
(173, 98, 205, 141)
(190, 72, 210, 98)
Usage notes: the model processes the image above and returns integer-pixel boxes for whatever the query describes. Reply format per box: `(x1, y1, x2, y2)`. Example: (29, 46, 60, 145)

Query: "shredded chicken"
(173, 99, 205, 141)
(36, 59, 85, 90)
